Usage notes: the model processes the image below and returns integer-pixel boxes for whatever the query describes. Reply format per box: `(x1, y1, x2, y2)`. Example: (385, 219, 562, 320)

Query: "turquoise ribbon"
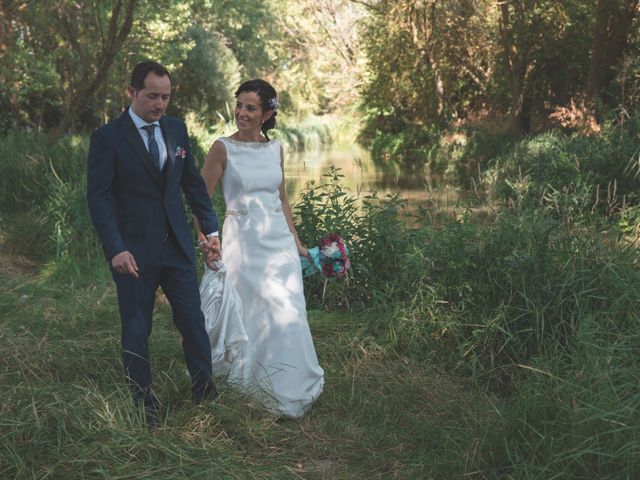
(300, 246, 322, 277)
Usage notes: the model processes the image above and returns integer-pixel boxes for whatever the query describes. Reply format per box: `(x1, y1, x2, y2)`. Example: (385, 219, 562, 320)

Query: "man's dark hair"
(130, 61, 172, 91)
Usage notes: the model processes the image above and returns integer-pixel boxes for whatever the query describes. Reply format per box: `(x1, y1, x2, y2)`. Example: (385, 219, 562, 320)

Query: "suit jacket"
(87, 110, 218, 270)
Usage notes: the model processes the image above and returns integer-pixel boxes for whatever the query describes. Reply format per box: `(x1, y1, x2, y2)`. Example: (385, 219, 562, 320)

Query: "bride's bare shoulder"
(202, 139, 228, 174)
(207, 138, 228, 159)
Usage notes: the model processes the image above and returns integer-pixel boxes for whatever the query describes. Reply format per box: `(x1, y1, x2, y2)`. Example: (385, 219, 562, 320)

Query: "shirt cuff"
(206, 232, 219, 237)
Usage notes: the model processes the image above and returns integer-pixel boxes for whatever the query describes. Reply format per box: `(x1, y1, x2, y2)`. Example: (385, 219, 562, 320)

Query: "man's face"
(128, 71, 171, 122)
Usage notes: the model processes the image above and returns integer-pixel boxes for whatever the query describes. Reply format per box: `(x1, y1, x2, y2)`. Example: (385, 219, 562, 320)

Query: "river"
(284, 144, 469, 211)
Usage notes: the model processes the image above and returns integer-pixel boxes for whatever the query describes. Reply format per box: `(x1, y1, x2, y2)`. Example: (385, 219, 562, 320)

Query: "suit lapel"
(160, 117, 177, 191)
(118, 111, 163, 188)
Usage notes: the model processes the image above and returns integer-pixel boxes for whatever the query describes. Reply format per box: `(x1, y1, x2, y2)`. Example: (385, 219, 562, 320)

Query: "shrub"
(294, 166, 420, 310)
(1, 130, 88, 212)
(485, 121, 640, 223)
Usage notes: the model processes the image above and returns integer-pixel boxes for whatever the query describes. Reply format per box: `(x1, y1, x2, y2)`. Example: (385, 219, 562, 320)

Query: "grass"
(5, 217, 639, 478)
(0, 253, 495, 479)
(2, 126, 640, 478)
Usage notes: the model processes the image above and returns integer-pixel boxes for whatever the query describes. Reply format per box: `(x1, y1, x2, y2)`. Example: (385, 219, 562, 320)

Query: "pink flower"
(318, 233, 350, 279)
(175, 146, 187, 159)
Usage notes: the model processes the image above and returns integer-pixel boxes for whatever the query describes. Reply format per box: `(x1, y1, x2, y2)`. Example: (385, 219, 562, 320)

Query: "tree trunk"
(49, 0, 138, 139)
(0, 0, 13, 56)
(498, 0, 539, 132)
(499, 2, 523, 131)
(586, 0, 640, 104)
(0, 0, 26, 124)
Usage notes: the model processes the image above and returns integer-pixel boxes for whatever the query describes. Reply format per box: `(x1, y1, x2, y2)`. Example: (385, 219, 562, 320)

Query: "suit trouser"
(112, 234, 214, 409)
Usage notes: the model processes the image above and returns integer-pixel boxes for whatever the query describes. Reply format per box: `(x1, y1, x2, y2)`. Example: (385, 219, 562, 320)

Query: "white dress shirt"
(128, 107, 167, 171)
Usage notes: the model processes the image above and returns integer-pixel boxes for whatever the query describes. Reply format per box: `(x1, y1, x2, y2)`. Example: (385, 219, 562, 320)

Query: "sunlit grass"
(0, 264, 495, 479)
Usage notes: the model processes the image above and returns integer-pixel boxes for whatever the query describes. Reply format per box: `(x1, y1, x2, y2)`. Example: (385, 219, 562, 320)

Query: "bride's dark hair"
(235, 79, 278, 141)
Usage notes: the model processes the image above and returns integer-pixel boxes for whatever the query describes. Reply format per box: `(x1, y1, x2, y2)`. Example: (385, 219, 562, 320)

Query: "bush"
(1, 130, 88, 212)
(275, 116, 334, 151)
(46, 177, 103, 267)
(484, 121, 640, 223)
(436, 128, 520, 188)
(294, 172, 640, 393)
(360, 121, 439, 172)
(294, 166, 420, 310)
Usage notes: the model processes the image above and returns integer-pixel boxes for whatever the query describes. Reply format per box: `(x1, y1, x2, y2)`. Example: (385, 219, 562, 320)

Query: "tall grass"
(295, 171, 640, 367)
(0, 267, 496, 479)
(483, 121, 640, 226)
(2, 126, 640, 477)
(1, 131, 87, 211)
(293, 168, 640, 477)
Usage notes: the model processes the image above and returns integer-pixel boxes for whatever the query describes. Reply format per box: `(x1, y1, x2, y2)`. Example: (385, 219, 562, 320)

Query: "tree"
(49, 0, 138, 137)
(173, 26, 240, 124)
(357, 1, 494, 130)
(586, 0, 640, 105)
(271, 0, 365, 115)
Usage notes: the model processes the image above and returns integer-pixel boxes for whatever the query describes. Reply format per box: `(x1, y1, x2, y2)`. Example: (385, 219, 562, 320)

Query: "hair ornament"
(267, 97, 280, 111)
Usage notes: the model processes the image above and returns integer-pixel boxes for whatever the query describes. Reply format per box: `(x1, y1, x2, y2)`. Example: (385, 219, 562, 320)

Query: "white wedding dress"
(200, 136, 324, 418)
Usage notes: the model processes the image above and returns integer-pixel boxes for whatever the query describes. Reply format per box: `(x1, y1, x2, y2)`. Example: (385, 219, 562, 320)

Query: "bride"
(198, 79, 324, 418)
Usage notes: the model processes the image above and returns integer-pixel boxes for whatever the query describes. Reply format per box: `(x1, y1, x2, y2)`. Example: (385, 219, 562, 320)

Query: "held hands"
(111, 251, 139, 278)
(198, 234, 221, 270)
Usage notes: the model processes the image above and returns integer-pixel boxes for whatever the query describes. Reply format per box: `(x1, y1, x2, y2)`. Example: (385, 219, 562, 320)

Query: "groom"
(87, 61, 220, 423)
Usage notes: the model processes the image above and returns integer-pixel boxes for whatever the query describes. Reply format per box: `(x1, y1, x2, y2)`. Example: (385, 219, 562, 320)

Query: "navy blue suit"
(87, 109, 218, 408)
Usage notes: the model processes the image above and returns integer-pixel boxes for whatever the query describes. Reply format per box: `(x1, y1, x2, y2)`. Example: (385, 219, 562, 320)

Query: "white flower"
(322, 243, 339, 258)
(267, 97, 279, 111)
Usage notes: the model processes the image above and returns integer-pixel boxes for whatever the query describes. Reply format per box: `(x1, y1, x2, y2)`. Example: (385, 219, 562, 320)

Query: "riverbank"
(2, 125, 640, 477)
(3, 204, 639, 478)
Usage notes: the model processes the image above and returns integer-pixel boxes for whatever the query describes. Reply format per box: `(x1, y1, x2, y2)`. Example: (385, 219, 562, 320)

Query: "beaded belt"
(225, 206, 282, 217)
(224, 209, 248, 216)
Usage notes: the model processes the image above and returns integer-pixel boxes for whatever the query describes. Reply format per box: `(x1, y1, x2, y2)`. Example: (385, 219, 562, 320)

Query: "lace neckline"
(224, 136, 275, 148)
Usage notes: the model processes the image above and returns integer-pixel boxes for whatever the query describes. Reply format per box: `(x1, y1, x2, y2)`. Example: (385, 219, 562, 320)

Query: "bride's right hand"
(206, 250, 221, 271)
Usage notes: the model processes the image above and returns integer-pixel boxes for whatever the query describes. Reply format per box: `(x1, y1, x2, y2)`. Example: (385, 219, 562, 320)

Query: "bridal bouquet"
(301, 233, 350, 280)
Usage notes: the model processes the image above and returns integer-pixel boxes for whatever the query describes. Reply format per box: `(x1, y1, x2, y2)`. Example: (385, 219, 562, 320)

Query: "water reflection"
(284, 145, 464, 209)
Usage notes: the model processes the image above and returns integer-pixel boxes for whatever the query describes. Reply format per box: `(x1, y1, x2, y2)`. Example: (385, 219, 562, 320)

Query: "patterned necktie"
(142, 124, 161, 172)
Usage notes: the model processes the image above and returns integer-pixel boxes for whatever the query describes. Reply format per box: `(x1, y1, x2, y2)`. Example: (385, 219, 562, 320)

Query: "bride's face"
(235, 91, 272, 134)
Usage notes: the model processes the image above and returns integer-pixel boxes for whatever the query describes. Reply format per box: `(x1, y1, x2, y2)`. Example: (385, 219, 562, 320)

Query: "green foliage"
(294, 167, 412, 309)
(355, 0, 639, 171)
(483, 333, 640, 477)
(0, 266, 494, 479)
(433, 129, 521, 187)
(358, 1, 492, 128)
(1, 0, 362, 134)
(421, 213, 639, 380)
(361, 122, 439, 171)
(275, 116, 334, 151)
(46, 177, 103, 271)
(192, 0, 278, 79)
(295, 170, 640, 388)
(173, 26, 241, 125)
(356, 0, 497, 161)
(0, 130, 104, 277)
(485, 120, 640, 223)
(0, 131, 87, 212)
(294, 170, 640, 476)
(2, 142, 640, 476)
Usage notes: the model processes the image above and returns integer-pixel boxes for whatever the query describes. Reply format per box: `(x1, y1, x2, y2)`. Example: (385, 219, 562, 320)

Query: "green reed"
(292, 168, 640, 477)
(2, 127, 640, 477)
